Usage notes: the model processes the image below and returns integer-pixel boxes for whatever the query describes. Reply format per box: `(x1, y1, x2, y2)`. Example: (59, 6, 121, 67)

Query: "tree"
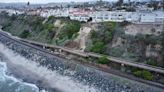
(116, 0, 124, 6)
(20, 30, 30, 38)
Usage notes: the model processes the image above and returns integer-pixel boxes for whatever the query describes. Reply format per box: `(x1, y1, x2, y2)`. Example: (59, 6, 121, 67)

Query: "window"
(104, 17, 108, 20)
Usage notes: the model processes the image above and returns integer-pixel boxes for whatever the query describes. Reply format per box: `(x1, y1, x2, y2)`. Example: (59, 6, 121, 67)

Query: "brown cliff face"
(106, 24, 164, 68)
(86, 22, 164, 68)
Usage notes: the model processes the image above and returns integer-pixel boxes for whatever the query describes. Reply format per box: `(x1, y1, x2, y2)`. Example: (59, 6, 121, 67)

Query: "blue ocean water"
(0, 61, 40, 92)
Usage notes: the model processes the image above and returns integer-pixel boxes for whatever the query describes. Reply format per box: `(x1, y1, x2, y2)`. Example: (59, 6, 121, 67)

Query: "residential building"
(69, 9, 91, 22)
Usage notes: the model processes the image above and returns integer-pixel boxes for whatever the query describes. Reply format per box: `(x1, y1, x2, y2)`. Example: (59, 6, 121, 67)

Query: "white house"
(128, 12, 140, 22)
(154, 11, 164, 23)
(140, 12, 156, 23)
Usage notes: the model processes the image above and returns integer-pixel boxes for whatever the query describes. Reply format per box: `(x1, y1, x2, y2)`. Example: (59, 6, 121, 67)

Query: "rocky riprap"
(0, 35, 163, 92)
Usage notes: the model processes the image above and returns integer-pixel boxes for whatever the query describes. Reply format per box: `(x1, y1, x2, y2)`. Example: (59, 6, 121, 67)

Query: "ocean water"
(0, 62, 40, 92)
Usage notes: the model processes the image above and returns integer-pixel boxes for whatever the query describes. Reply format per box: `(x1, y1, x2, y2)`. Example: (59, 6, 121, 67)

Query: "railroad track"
(0, 30, 164, 89)
(19, 34, 164, 74)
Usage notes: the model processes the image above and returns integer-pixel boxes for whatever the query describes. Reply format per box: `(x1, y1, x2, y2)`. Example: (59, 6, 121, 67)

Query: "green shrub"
(142, 70, 153, 80)
(20, 30, 30, 38)
(58, 22, 81, 39)
(90, 42, 105, 54)
(102, 22, 116, 30)
(133, 70, 142, 77)
(98, 56, 109, 64)
(10, 14, 17, 20)
(133, 70, 153, 80)
(47, 16, 56, 23)
(48, 16, 55, 21)
(136, 34, 160, 45)
(44, 23, 54, 31)
(89, 22, 115, 54)
(103, 30, 113, 43)
(110, 47, 124, 57)
(47, 30, 56, 39)
(90, 30, 97, 39)
(146, 59, 157, 66)
(66, 23, 81, 39)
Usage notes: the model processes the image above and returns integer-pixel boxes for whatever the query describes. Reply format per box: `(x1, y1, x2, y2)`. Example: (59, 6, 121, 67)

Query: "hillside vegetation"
(0, 12, 81, 45)
(0, 12, 163, 68)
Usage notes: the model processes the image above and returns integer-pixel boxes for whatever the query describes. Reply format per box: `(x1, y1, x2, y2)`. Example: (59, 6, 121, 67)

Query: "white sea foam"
(0, 62, 7, 82)
(0, 43, 99, 92)
(0, 61, 39, 92)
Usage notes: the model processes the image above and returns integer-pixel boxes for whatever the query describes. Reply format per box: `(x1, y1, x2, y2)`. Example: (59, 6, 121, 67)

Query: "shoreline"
(6, 61, 60, 92)
(0, 33, 164, 92)
(0, 51, 56, 92)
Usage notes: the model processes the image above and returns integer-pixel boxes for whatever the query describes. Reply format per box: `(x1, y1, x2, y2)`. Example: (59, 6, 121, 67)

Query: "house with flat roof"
(110, 11, 131, 22)
(140, 12, 156, 23)
(91, 11, 111, 22)
(91, 11, 132, 23)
